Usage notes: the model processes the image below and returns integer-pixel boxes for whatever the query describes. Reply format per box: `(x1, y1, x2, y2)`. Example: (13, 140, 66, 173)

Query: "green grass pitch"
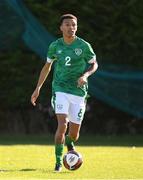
(0, 135, 143, 180)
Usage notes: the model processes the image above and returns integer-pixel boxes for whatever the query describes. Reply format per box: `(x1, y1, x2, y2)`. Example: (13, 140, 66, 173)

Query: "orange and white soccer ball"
(63, 150, 83, 170)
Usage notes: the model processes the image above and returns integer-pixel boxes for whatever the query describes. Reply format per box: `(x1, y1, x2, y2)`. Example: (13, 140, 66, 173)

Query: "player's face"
(60, 18, 77, 38)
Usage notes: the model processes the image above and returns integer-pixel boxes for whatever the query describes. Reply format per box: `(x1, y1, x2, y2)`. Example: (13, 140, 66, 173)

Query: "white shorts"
(51, 92, 86, 125)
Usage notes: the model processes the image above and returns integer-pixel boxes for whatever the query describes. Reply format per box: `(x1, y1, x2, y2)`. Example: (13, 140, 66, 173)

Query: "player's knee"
(56, 125, 67, 144)
(56, 132, 64, 140)
(57, 122, 68, 134)
(57, 115, 68, 132)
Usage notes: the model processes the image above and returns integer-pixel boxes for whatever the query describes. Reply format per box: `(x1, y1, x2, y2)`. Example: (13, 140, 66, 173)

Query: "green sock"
(65, 135, 74, 147)
(55, 144, 64, 165)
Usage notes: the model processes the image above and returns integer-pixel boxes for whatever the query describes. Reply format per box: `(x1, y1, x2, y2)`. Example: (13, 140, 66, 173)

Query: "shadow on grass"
(0, 134, 143, 147)
(0, 168, 71, 174)
(0, 169, 37, 172)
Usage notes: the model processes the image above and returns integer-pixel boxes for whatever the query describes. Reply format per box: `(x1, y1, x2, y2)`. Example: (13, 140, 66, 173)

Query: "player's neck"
(63, 35, 76, 45)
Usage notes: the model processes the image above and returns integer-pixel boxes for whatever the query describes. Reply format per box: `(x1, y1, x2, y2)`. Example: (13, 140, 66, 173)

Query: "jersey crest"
(75, 48, 82, 56)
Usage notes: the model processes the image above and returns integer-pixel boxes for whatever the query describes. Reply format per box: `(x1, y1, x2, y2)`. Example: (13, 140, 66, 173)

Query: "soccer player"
(31, 14, 98, 172)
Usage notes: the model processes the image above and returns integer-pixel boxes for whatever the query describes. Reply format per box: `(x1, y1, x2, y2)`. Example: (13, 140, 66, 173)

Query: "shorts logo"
(57, 104, 63, 110)
(75, 48, 82, 56)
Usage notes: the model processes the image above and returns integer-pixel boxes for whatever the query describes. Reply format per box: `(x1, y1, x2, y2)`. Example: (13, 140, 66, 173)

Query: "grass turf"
(0, 135, 143, 180)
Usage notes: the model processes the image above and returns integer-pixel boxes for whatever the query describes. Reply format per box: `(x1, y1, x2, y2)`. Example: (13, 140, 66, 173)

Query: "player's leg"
(55, 114, 68, 171)
(53, 92, 69, 172)
(66, 94, 86, 151)
(66, 122, 81, 151)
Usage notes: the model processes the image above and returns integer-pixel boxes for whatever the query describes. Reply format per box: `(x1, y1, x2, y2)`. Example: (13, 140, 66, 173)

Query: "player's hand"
(77, 75, 87, 87)
(31, 88, 40, 106)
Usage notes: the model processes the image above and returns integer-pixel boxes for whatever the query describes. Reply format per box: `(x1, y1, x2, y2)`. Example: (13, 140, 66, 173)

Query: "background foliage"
(0, 0, 143, 134)
(25, 0, 143, 65)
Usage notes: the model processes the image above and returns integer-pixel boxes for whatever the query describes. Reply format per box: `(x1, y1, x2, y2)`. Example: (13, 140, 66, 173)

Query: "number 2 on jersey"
(65, 56, 71, 66)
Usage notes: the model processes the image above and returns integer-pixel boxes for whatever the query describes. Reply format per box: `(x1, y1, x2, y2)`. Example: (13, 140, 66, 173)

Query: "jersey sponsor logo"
(75, 48, 82, 56)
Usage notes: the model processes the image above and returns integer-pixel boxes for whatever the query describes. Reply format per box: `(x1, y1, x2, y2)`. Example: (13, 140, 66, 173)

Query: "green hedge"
(1, 0, 143, 108)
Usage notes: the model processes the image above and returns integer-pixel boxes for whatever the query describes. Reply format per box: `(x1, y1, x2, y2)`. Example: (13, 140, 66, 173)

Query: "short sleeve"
(47, 41, 57, 63)
(84, 43, 96, 64)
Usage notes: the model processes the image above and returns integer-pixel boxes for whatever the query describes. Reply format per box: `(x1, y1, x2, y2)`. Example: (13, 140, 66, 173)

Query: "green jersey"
(47, 36, 96, 97)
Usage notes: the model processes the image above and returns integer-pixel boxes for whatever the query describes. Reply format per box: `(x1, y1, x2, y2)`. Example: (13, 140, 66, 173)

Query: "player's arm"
(78, 61, 98, 87)
(31, 62, 53, 106)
